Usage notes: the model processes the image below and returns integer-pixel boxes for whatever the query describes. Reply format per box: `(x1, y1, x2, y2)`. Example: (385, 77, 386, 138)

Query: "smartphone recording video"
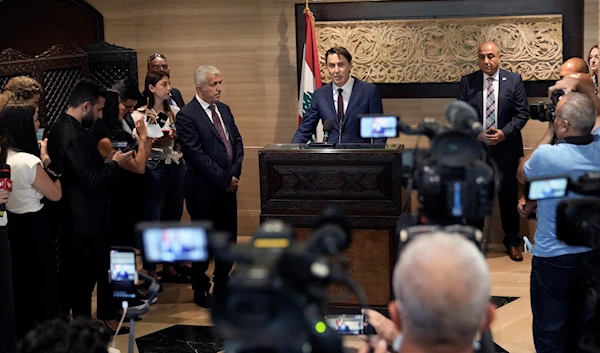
(138, 222, 211, 263)
(324, 314, 374, 335)
(525, 176, 569, 200)
(110, 247, 138, 299)
(359, 115, 399, 139)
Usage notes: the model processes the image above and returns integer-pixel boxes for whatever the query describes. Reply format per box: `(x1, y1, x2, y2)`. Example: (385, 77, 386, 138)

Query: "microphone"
(323, 120, 333, 143)
(305, 206, 352, 256)
(444, 101, 483, 134)
(112, 129, 130, 151)
(0, 164, 12, 217)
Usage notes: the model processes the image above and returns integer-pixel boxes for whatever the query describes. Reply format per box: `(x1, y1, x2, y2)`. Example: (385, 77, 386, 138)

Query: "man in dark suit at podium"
(291, 47, 385, 144)
(458, 41, 530, 262)
(176, 65, 244, 308)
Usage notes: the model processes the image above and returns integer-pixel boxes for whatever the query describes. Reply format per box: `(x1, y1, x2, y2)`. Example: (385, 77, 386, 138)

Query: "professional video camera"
(530, 89, 564, 122)
(359, 101, 497, 228)
(136, 208, 367, 353)
(525, 172, 600, 353)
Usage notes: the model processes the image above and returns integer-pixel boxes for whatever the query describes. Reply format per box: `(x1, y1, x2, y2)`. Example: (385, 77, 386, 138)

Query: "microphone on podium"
(0, 164, 12, 217)
(323, 120, 333, 143)
(308, 120, 335, 149)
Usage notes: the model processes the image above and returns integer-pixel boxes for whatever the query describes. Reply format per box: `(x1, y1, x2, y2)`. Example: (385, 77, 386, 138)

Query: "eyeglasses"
(147, 53, 166, 63)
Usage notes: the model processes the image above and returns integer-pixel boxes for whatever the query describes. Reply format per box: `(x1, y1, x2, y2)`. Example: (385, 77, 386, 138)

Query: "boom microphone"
(444, 101, 482, 134)
(323, 120, 333, 143)
(0, 164, 12, 217)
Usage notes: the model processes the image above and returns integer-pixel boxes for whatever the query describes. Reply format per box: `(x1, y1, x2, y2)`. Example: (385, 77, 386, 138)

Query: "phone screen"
(359, 116, 399, 138)
(109, 248, 138, 299)
(527, 177, 569, 200)
(324, 314, 373, 335)
(141, 226, 209, 263)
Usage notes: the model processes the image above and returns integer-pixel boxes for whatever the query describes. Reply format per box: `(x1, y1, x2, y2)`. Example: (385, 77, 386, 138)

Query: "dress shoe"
(173, 263, 193, 276)
(507, 246, 523, 262)
(101, 320, 130, 335)
(194, 291, 213, 308)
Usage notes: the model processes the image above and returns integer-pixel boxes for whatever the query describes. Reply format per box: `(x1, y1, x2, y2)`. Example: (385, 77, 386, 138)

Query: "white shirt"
(482, 70, 500, 128)
(131, 106, 182, 164)
(333, 77, 355, 116)
(5, 150, 44, 214)
(196, 95, 229, 141)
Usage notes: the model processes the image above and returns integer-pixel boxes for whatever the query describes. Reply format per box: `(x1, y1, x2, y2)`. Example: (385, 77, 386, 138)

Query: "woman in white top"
(131, 71, 187, 283)
(0, 101, 62, 339)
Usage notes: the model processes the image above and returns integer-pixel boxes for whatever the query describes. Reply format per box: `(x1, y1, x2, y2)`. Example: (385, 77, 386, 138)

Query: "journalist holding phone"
(0, 101, 62, 339)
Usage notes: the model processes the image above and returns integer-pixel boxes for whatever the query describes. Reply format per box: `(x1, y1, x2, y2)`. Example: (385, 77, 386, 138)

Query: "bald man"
(360, 232, 495, 353)
(458, 41, 530, 262)
(559, 58, 589, 78)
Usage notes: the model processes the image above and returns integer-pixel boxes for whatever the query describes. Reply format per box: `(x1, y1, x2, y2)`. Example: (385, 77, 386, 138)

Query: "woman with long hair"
(131, 70, 187, 284)
(0, 101, 61, 339)
(588, 45, 598, 94)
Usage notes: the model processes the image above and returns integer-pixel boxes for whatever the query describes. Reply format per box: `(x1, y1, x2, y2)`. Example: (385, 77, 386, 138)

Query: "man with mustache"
(291, 47, 385, 144)
(47, 79, 132, 333)
(458, 41, 530, 262)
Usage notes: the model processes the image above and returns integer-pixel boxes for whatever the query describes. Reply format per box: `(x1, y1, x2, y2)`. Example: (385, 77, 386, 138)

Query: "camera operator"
(516, 91, 600, 353)
(359, 231, 495, 353)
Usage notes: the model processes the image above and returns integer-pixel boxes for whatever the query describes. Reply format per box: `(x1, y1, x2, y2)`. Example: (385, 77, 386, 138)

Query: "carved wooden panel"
(0, 49, 34, 90)
(35, 45, 88, 126)
(315, 15, 562, 84)
(259, 146, 405, 217)
(85, 41, 139, 89)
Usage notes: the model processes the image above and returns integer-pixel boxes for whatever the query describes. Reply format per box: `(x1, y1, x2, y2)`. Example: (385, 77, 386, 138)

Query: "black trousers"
(473, 158, 521, 248)
(187, 189, 237, 293)
(0, 226, 16, 353)
(59, 230, 114, 320)
(7, 209, 60, 339)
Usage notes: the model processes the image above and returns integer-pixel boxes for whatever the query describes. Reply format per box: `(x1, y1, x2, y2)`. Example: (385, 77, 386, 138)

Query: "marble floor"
(101, 245, 535, 353)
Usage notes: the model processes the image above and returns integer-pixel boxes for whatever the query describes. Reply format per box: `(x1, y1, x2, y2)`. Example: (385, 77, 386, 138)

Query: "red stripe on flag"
(304, 9, 322, 89)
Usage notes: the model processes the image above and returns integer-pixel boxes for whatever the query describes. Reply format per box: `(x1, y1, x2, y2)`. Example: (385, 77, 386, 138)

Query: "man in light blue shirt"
(517, 92, 599, 353)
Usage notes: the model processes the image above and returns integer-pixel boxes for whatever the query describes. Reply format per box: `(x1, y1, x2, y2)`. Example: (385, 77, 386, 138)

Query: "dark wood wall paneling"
(295, 0, 585, 98)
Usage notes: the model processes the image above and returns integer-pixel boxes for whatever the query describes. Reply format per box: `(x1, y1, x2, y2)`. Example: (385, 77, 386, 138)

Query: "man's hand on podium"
(227, 176, 239, 192)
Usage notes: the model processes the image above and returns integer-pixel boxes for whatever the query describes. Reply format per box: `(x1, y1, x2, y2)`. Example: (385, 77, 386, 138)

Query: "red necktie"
(209, 105, 232, 167)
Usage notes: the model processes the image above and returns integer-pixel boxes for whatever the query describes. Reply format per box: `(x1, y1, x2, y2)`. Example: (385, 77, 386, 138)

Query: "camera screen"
(324, 314, 366, 335)
(360, 116, 398, 138)
(142, 226, 209, 263)
(527, 177, 568, 200)
(110, 250, 137, 299)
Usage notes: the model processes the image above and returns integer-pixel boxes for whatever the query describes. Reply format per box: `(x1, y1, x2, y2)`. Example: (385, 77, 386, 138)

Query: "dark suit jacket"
(458, 69, 530, 162)
(170, 88, 185, 108)
(291, 77, 385, 144)
(176, 98, 244, 198)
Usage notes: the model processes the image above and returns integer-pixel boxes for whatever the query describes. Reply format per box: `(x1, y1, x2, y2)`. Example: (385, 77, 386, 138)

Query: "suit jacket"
(291, 77, 385, 144)
(170, 88, 185, 108)
(176, 98, 244, 198)
(458, 69, 530, 162)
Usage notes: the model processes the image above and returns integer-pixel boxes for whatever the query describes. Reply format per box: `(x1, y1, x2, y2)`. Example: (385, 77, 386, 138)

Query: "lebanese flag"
(298, 6, 323, 141)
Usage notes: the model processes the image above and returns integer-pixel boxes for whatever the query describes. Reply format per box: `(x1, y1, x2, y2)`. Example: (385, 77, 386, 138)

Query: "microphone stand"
(125, 272, 160, 353)
(337, 118, 343, 147)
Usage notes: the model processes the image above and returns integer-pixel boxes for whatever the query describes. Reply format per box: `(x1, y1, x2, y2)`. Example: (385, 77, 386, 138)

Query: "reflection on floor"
(107, 246, 535, 353)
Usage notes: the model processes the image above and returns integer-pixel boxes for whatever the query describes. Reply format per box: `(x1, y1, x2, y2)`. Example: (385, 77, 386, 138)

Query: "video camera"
(525, 173, 600, 352)
(135, 208, 367, 353)
(530, 89, 564, 122)
(359, 101, 497, 227)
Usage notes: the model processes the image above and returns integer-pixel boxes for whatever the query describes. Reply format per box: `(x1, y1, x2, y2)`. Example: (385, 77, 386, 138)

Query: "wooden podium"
(258, 144, 410, 306)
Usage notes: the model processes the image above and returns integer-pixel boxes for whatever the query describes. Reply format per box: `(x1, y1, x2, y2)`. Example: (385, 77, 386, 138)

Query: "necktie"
(485, 77, 496, 130)
(209, 105, 232, 167)
(337, 88, 345, 122)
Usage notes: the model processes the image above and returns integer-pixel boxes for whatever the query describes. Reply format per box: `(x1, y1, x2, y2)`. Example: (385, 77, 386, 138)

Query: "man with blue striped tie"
(458, 41, 530, 262)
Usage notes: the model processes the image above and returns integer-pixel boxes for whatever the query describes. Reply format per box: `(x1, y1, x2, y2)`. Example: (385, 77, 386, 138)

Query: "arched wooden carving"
(0, 0, 104, 56)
